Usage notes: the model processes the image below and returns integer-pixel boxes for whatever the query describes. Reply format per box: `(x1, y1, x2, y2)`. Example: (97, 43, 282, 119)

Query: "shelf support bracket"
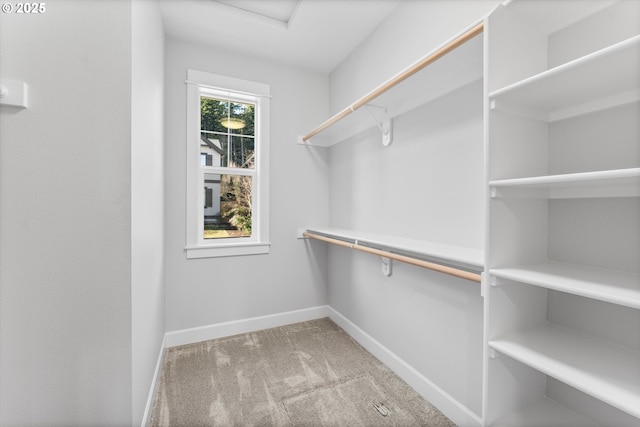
(380, 256, 393, 277)
(489, 275, 500, 287)
(0, 79, 28, 108)
(381, 118, 393, 146)
(364, 104, 393, 146)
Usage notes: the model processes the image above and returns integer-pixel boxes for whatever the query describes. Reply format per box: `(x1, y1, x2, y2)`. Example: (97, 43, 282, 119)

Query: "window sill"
(186, 242, 271, 259)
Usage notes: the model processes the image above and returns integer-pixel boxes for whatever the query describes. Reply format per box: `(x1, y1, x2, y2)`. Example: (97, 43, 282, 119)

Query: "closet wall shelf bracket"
(380, 256, 393, 277)
(381, 118, 393, 146)
(363, 104, 393, 146)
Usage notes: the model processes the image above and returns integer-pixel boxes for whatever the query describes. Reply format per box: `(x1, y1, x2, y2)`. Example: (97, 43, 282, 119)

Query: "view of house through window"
(200, 96, 256, 239)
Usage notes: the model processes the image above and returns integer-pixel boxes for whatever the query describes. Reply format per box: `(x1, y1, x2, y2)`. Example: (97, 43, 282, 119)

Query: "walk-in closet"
(1, 1, 638, 426)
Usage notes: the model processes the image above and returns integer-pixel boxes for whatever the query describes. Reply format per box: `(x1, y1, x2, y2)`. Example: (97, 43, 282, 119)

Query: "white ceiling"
(159, 0, 401, 73)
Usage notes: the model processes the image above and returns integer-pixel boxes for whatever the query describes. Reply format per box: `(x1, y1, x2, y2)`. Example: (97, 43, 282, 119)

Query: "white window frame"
(185, 69, 270, 258)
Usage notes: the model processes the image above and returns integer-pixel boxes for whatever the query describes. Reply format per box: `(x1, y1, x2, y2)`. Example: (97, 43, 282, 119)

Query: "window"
(186, 70, 270, 258)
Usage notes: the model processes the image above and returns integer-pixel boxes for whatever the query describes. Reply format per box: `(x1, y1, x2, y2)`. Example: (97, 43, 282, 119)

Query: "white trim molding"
(164, 306, 330, 348)
(140, 335, 167, 427)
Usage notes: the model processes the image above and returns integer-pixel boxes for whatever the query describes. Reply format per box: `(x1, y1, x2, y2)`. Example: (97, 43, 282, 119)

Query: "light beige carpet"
(149, 317, 456, 426)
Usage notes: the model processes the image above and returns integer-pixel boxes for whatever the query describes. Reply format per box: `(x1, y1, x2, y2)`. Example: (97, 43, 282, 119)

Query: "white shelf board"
(489, 34, 640, 122)
(489, 322, 640, 420)
(300, 29, 483, 147)
(491, 395, 598, 427)
(489, 168, 640, 198)
(491, 262, 640, 310)
(304, 227, 483, 270)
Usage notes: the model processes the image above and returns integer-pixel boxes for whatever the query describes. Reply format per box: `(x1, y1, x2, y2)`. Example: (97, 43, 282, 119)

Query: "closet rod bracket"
(364, 104, 393, 146)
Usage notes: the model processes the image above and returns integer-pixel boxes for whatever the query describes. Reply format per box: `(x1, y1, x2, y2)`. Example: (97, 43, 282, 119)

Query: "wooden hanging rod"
(302, 21, 484, 142)
(303, 231, 482, 283)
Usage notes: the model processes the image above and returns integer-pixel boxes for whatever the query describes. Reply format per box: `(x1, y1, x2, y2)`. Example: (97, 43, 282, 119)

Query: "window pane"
(229, 101, 255, 136)
(201, 133, 226, 167)
(200, 96, 255, 136)
(200, 96, 256, 170)
(200, 97, 228, 132)
(228, 136, 255, 168)
(203, 173, 252, 239)
(201, 132, 254, 169)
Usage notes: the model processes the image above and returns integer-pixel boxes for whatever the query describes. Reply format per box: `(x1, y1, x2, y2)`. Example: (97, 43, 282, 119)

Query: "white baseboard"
(140, 334, 167, 427)
(327, 307, 482, 427)
(164, 305, 331, 348)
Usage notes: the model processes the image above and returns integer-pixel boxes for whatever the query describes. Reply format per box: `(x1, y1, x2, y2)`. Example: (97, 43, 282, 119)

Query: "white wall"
(132, 0, 165, 425)
(328, 82, 485, 419)
(164, 39, 330, 332)
(325, 1, 501, 422)
(330, 1, 500, 114)
(0, 1, 133, 425)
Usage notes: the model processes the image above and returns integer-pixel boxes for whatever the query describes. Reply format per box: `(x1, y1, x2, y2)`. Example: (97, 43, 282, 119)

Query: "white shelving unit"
(485, 1, 640, 426)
